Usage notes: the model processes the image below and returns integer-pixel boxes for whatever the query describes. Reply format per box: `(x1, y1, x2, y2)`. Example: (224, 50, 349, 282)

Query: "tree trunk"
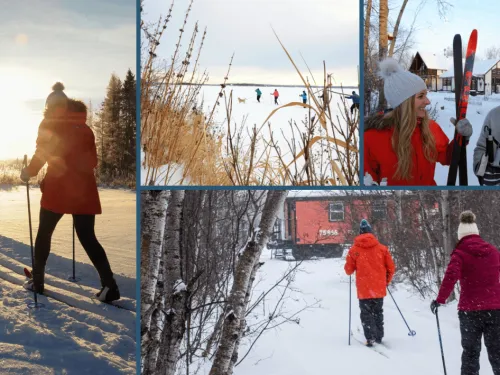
(388, 0, 409, 57)
(209, 191, 287, 375)
(378, 0, 389, 111)
(155, 191, 187, 375)
(140, 190, 169, 374)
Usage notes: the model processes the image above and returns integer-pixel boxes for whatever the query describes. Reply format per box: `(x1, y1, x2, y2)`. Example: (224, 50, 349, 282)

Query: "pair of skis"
(446, 29, 478, 186)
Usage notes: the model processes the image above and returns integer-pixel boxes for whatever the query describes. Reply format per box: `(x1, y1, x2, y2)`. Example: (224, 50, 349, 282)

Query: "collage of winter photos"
(1, 0, 500, 375)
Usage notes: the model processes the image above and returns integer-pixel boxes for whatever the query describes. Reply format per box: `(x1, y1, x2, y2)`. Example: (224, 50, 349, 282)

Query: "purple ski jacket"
(436, 234, 500, 311)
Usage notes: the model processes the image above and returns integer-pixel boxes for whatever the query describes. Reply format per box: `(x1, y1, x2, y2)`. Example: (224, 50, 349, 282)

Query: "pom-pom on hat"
(45, 82, 68, 109)
(378, 58, 427, 109)
(360, 219, 372, 234)
(458, 210, 479, 240)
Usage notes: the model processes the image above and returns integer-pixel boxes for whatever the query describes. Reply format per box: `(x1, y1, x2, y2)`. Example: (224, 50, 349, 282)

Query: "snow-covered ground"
(141, 84, 358, 185)
(429, 92, 500, 186)
(195, 250, 496, 375)
(0, 187, 136, 374)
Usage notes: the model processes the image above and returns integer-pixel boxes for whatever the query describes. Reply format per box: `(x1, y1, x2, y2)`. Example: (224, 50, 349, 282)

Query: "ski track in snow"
(194, 251, 496, 375)
(0, 188, 136, 374)
(431, 92, 500, 186)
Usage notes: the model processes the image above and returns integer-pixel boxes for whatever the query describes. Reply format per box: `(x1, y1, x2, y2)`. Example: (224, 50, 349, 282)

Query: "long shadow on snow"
(0, 235, 136, 299)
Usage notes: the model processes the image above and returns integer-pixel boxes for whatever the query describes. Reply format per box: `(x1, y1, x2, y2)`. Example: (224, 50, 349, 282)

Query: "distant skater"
(346, 91, 360, 114)
(273, 89, 279, 105)
(299, 90, 307, 107)
(255, 88, 262, 103)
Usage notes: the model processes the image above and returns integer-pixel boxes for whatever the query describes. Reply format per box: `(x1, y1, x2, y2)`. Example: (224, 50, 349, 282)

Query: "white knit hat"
(457, 210, 479, 240)
(378, 58, 427, 109)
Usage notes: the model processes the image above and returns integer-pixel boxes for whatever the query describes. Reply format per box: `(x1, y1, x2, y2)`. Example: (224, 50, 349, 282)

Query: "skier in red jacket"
(20, 83, 120, 303)
(364, 58, 473, 186)
(431, 210, 500, 375)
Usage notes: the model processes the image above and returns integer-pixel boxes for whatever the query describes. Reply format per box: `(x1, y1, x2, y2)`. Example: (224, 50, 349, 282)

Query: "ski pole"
(387, 288, 416, 336)
(68, 219, 80, 282)
(24, 155, 42, 309)
(434, 308, 448, 375)
(348, 275, 352, 345)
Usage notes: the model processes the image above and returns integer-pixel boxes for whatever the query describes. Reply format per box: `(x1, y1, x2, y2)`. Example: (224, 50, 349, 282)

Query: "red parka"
(364, 115, 453, 186)
(436, 234, 500, 311)
(26, 113, 101, 215)
(344, 233, 396, 300)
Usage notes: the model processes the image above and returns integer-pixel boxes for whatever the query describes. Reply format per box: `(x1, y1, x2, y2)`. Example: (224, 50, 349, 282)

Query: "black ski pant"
(33, 207, 115, 293)
(257, 95, 261, 102)
(459, 310, 500, 375)
(350, 103, 359, 114)
(274, 97, 278, 105)
(359, 298, 384, 342)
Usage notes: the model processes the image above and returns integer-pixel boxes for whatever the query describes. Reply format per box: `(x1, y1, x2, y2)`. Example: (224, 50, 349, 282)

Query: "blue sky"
(400, 0, 498, 59)
(142, 0, 359, 86)
(0, 0, 135, 160)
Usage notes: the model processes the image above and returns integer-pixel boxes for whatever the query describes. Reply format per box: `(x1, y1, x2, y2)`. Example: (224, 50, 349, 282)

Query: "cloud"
(144, 0, 359, 84)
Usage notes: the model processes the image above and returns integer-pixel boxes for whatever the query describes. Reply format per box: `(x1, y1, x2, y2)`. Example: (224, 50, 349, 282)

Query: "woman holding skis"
(20, 83, 120, 303)
(364, 58, 473, 186)
(431, 211, 500, 375)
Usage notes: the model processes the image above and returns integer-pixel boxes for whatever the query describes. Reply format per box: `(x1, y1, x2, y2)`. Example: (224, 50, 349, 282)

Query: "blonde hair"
(385, 95, 437, 180)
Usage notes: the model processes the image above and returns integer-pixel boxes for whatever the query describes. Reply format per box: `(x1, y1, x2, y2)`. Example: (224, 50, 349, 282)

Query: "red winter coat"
(26, 114, 102, 215)
(364, 115, 453, 186)
(344, 233, 396, 300)
(436, 234, 500, 311)
(273, 90, 279, 98)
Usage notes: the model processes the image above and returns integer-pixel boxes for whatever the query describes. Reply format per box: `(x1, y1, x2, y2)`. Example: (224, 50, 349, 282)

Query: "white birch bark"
(209, 191, 287, 375)
(140, 190, 169, 374)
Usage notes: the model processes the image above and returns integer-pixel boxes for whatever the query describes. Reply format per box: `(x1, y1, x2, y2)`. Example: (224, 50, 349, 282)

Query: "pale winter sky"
(0, 0, 135, 160)
(142, 0, 359, 86)
(401, 0, 499, 60)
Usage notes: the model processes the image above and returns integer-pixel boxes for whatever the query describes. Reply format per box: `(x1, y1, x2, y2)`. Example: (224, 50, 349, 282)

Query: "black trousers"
(359, 298, 384, 341)
(33, 207, 115, 292)
(257, 95, 261, 102)
(459, 310, 500, 375)
(350, 103, 359, 114)
(274, 97, 278, 105)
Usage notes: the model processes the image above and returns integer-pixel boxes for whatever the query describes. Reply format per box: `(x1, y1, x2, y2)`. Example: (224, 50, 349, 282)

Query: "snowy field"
(0, 187, 136, 374)
(141, 84, 358, 185)
(427, 92, 500, 186)
(194, 251, 495, 375)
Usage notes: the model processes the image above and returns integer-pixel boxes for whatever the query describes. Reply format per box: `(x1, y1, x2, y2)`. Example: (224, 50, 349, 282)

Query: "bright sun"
(0, 68, 47, 161)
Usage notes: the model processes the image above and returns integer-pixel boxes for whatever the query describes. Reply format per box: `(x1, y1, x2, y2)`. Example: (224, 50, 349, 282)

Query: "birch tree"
(140, 190, 169, 373)
(156, 191, 187, 375)
(209, 191, 287, 375)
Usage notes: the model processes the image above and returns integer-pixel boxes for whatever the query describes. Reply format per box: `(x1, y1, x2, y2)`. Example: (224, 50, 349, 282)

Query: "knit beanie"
(378, 58, 427, 109)
(45, 82, 68, 109)
(360, 219, 372, 234)
(457, 210, 479, 240)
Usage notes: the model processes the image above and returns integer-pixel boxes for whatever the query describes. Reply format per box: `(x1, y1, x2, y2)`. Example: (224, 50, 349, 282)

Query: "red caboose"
(274, 191, 426, 259)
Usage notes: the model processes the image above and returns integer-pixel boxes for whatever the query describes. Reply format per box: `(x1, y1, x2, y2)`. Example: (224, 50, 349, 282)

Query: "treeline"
(89, 69, 136, 187)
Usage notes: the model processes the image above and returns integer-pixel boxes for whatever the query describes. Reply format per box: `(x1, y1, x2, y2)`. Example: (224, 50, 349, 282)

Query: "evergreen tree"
(120, 69, 136, 175)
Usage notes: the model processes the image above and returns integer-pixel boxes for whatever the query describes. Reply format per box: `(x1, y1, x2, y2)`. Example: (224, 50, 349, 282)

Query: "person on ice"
(344, 219, 395, 346)
(272, 89, 279, 105)
(346, 91, 360, 115)
(473, 105, 500, 185)
(364, 57, 473, 186)
(255, 88, 262, 103)
(431, 211, 500, 375)
(299, 90, 307, 105)
(20, 83, 121, 303)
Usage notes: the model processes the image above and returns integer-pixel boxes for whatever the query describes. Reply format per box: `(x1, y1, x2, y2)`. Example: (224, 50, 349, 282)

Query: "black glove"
(430, 300, 440, 315)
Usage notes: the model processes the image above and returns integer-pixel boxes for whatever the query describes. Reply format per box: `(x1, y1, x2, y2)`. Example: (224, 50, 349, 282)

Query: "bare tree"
(141, 190, 169, 374)
(209, 191, 287, 375)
